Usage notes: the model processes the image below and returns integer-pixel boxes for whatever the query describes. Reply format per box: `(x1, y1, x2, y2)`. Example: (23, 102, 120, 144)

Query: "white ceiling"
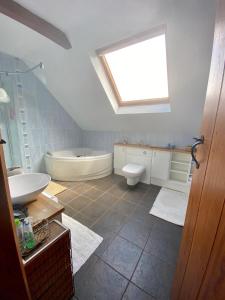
(0, 0, 216, 137)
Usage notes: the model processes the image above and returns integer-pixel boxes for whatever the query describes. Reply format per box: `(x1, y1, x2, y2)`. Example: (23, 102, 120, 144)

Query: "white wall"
(0, 0, 216, 147)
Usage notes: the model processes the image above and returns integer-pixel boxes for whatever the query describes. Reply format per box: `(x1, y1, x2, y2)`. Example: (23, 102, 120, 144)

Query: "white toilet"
(122, 163, 145, 186)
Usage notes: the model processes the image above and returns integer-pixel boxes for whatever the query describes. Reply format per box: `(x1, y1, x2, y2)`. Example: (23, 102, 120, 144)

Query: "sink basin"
(9, 173, 51, 205)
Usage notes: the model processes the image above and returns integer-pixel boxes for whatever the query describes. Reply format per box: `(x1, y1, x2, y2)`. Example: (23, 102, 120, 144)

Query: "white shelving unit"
(169, 152, 192, 183)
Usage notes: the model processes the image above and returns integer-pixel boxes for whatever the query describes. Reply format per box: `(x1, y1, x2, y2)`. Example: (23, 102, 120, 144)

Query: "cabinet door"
(114, 146, 126, 169)
(151, 150, 171, 180)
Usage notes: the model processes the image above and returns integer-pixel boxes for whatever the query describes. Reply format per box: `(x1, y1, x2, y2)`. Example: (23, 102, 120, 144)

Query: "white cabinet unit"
(114, 145, 126, 171)
(169, 152, 192, 183)
(126, 148, 152, 184)
(151, 150, 171, 181)
(113, 144, 192, 193)
(113, 145, 152, 184)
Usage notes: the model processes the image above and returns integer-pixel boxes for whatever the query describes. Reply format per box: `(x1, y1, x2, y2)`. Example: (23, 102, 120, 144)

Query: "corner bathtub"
(45, 148, 113, 181)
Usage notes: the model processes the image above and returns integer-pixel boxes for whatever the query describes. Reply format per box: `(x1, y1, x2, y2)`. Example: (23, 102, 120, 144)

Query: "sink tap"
(123, 137, 128, 144)
(7, 167, 23, 177)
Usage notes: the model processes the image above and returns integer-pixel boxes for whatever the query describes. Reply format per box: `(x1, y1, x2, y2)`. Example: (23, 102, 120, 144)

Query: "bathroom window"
(98, 25, 169, 107)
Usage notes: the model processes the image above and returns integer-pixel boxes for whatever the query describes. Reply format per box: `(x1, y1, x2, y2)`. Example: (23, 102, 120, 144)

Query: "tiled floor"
(56, 174, 183, 300)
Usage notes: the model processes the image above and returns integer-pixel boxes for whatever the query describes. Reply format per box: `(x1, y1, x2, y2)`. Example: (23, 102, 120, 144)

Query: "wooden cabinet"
(23, 220, 74, 300)
(151, 150, 171, 181)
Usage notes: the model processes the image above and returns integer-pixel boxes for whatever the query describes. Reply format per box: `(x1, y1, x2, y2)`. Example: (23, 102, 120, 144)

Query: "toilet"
(122, 163, 145, 186)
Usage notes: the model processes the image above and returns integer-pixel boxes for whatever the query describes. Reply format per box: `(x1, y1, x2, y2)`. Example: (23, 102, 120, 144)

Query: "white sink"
(9, 173, 51, 205)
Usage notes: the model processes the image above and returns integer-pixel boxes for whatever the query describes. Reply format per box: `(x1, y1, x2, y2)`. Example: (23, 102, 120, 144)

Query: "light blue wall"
(82, 130, 193, 153)
(0, 51, 194, 172)
(0, 52, 82, 172)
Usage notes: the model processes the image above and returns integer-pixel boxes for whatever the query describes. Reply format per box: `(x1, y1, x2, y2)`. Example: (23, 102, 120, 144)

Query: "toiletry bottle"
(14, 218, 24, 251)
(23, 217, 36, 250)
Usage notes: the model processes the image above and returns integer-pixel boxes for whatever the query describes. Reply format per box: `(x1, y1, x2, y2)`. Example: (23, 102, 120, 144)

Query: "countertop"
(114, 143, 191, 154)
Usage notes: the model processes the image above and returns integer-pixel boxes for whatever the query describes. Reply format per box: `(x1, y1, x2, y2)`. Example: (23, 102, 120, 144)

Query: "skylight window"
(98, 27, 169, 106)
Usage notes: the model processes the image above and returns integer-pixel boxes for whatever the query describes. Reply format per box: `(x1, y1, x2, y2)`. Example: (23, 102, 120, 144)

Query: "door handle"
(0, 139, 6, 144)
(191, 135, 204, 169)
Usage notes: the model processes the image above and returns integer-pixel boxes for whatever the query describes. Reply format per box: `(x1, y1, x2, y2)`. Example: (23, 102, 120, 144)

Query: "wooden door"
(0, 134, 31, 299)
(172, 0, 225, 299)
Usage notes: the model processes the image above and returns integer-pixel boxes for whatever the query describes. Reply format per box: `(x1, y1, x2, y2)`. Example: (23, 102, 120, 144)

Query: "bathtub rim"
(45, 151, 113, 161)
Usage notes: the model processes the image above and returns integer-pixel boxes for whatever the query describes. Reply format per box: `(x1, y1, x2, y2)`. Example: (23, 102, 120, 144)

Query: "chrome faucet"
(123, 137, 128, 144)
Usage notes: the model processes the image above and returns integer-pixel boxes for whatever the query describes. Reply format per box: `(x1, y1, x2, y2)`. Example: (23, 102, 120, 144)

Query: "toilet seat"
(122, 163, 145, 178)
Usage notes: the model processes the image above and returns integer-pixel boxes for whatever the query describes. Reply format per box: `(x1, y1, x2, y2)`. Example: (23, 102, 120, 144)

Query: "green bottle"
(23, 217, 36, 250)
(15, 218, 24, 251)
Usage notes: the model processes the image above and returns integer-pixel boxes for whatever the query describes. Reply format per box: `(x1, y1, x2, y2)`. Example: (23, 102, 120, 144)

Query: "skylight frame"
(98, 25, 169, 107)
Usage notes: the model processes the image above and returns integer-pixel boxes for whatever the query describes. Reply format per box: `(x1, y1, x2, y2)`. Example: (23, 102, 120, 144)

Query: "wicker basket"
(24, 220, 74, 300)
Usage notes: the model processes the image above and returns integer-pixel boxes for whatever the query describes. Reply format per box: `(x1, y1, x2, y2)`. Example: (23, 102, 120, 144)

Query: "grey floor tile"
(62, 175, 179, 300)
(132, 252, 175, 299)
(75, 255, 128, 300)
(73, 212, 94, 227)
(82, 187, 104, 200)
(109, 174, 125, 184)
(108, 181, 128, 198)
(144, 220, 182, 265)
(122, 283, 154, 300)
(92, 224, 118, 257)
(102, 236, 142, 279)
(92, 178, 114, 191)
(71, 182, 93, 194)
(119, 218, 152, 248)
(57, 190, 79, 204)
(139, 186, 160, 208)
(75, 255, 99, 296)
(111, 198, 137, 216)
(80, 201, 109, 221)
(95, 210, 128, 232)
(96, 192, 120, 207)
(122, 187, 148, 205)
(129, 205, 156, 229)
(64, 205, 77, 218)
(69, 195, 93, 211)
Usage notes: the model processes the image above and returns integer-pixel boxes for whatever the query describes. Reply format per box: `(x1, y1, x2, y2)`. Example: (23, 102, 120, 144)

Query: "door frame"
(0, 133, 31, 299)
(172, 0, 225, 298)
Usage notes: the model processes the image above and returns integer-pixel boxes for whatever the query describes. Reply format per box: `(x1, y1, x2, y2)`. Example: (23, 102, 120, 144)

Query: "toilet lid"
(122, 163, 145, 174)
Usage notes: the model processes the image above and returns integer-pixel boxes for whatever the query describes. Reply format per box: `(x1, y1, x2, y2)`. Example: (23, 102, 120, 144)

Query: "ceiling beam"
(0, 0, 72, 49)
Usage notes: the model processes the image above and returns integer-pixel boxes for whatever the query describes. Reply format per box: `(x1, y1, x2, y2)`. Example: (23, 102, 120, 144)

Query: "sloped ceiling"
(0, 0, 215, 137)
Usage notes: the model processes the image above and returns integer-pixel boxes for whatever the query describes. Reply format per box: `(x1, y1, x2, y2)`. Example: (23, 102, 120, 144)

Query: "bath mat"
(62, 213, 103, 273)
(149, 187, 188, 226)
(44, 181, 67, 196)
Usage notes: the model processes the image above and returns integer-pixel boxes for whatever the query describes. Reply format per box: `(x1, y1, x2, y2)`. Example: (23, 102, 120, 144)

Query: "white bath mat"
(149, 188, 188, 226)
(62, 213, 103, 273)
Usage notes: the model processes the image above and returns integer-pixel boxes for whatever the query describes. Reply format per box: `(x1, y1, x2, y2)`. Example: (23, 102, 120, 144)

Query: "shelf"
(171, 160, 190, 165)
(170, 169, 189, 175)
(169, 177, 188, 183)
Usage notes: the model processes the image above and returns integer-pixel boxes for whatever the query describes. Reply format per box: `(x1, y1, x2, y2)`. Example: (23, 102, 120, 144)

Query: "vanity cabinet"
(126, 147, 152, 184)
(151, 150, 171, 181)
(114, 145, 126, 170)
(114, 144, 192, 192)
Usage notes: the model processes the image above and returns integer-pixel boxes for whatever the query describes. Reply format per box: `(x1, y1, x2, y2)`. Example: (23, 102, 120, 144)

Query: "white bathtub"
(45, 148, 113, 181)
